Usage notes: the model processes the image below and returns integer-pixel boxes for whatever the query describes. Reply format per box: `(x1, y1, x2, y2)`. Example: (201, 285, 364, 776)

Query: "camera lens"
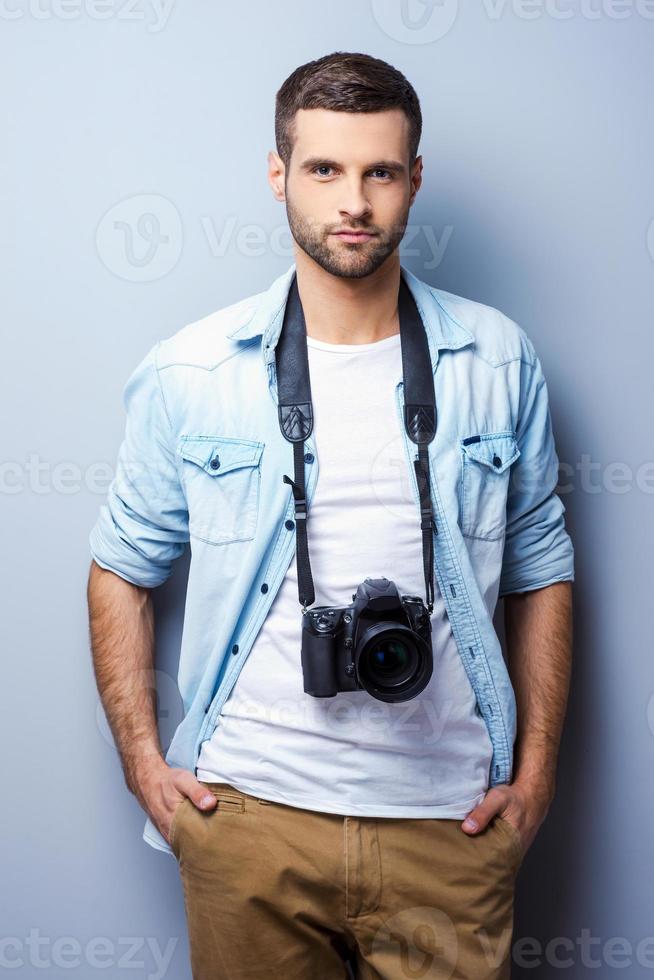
(367, 638, 412, 678)
(356, 623, 432, 702)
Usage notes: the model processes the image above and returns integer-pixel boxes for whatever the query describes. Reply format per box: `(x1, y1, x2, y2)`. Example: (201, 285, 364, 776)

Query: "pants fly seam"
(344, 816, 350, 919)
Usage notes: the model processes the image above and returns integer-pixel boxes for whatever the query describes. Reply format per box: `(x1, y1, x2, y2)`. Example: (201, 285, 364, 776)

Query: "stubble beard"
(285, 195, 408, 280)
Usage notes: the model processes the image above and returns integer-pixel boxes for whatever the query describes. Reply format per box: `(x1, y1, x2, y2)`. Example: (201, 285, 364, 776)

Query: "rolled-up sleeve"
(89, 342, 189, 588)
(499, 343, 574, 597)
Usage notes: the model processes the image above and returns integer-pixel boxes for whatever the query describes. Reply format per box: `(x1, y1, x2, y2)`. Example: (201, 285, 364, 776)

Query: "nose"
(338, 177, 372, 224)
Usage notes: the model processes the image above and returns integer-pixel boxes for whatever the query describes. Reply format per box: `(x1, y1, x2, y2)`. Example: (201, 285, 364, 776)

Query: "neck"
(293, 249, 401, 345)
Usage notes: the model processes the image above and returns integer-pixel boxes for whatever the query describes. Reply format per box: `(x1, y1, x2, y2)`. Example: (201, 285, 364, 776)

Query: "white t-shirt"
(196, 331, 493, 817)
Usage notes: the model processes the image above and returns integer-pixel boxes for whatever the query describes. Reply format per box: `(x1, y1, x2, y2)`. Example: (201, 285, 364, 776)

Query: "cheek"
(371, 188, 410, 224)
(290, 183, 339, 226)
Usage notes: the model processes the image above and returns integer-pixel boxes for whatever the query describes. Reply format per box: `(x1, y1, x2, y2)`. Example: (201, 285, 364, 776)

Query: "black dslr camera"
(277, 273, 439, 706)
(301, 577, 433, 703)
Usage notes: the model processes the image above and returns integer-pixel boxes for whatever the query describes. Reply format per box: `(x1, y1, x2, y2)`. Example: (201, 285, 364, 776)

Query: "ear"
(268, 150, 286, 202)
(409, 154, 423, 206)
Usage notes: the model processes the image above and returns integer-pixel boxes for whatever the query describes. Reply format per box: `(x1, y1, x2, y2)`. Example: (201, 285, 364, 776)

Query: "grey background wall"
(3, 2, 653, 977)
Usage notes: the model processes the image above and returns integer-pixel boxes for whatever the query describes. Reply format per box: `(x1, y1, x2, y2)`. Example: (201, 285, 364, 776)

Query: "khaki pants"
(170, 780, 523, 979)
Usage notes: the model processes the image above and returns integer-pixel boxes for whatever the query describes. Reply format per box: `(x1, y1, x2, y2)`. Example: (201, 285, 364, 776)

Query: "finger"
(191, 787, 218, 811)
(461, 799, 502, 835)
(173, 770, 218, 811)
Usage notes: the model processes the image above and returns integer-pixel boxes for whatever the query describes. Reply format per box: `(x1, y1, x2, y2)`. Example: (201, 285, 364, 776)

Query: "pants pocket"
(169, 797, 190, 857)
(495, 814, 525, 866)
(199, 781, 246, 813)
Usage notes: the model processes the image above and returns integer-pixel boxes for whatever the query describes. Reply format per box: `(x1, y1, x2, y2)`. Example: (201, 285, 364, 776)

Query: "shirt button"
(261, 583, 269, 593)
(304, 452, 314, 463)
(231, 644, 239, 655)
(210, 456, 221, 470)
(493, 455, 502, 468)
(285, 519, 295, 530)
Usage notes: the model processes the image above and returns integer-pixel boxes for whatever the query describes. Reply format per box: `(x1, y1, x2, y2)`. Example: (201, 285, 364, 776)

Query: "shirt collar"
(225, 262, 474, 367)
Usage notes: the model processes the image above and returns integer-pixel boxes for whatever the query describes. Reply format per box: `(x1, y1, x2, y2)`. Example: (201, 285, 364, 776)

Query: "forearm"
(87, 560, 166, 796)
(503, 580, 573, 800)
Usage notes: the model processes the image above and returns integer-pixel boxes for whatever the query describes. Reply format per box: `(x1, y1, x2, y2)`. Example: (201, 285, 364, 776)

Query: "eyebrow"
(299, 157, 407, 174)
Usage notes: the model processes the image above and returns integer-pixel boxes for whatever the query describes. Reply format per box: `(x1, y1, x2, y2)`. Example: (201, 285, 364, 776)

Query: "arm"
(87, 561, 158, 795)
(87, 344, 217, 841)
(87, 561, 217, 841)
(461, 581, 573, 853)
(504, 580, 572, 804)
(462, 335, 575, 851)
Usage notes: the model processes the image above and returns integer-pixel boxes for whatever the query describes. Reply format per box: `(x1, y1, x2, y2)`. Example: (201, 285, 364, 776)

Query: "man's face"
(270, 107, 422, 279)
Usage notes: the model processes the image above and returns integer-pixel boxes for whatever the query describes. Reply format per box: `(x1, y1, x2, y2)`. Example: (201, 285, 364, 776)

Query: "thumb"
(191, 785, 218, 811)
(461, 795, 500, 836)
(177, 772, 218, 812)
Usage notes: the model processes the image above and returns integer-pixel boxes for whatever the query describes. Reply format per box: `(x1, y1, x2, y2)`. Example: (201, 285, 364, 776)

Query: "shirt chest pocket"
(459, 431, 520, 541)
(179, 435, 264, 546)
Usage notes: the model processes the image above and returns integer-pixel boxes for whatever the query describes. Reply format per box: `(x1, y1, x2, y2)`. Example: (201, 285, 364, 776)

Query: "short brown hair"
(275, 51, 422, 168)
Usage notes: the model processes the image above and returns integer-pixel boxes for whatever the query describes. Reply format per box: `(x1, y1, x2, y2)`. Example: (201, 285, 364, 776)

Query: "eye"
(312, 165, 334, 177)
(369, 168, 393, 180)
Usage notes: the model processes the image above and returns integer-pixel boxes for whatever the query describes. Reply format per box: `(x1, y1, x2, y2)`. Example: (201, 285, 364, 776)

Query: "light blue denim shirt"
(89, 262, 574, 856)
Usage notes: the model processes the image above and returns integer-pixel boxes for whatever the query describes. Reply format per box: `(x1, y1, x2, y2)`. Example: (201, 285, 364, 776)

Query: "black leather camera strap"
(276, 271, 437, 613)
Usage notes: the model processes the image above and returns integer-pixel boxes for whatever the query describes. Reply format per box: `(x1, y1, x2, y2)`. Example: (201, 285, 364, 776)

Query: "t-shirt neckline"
(305, 332, 401, 354)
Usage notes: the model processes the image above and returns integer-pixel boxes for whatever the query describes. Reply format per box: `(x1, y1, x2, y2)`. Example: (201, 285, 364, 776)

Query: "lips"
(332, 230, 377, 243)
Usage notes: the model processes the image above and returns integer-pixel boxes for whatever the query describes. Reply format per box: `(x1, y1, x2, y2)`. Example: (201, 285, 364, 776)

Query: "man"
(88, 51, 574, 979)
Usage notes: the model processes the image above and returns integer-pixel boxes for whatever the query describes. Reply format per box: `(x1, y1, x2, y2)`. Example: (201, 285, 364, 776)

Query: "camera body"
(300, 577, 433, 703)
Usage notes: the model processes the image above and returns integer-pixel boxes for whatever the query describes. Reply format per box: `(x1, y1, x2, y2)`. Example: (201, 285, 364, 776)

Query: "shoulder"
(153, 287, 266, 371)
(431, 284, 538, 369)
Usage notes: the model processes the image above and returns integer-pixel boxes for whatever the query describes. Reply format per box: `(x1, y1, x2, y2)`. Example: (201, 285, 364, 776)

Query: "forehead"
(291, 107, 410, 163)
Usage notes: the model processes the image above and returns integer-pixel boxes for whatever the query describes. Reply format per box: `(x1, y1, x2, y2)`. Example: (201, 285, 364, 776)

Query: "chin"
(321, 249, 383, 280)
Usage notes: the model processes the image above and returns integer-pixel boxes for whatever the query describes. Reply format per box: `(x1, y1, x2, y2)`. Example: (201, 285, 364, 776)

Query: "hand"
(132, 759, 218, 844)
(460, 780, 553, 857)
